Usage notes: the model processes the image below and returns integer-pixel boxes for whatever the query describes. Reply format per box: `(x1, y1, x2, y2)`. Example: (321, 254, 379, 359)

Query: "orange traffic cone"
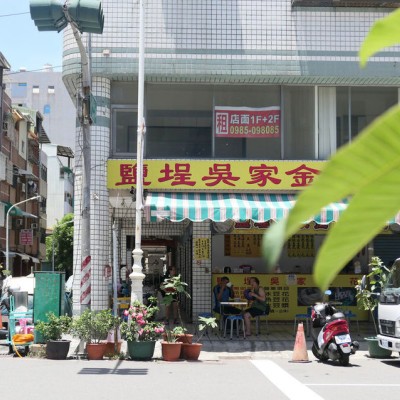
(291, 322, 310, 362)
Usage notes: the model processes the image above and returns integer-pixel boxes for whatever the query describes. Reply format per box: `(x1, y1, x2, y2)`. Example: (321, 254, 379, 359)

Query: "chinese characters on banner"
(20, 229, 33, 245)
(212, 274, 368, 321)
(194, 238, 211, 260)
(214, 106, 280, 138)
(287, 235, 315, 257)
(107, 160, 325, 190)
(224, 234, 262, 257)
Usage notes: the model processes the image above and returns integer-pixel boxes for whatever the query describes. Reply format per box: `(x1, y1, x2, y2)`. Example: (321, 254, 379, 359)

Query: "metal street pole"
(130, 0, 146, 304)
(63, 5, 92, 312)
(6, 195, 41, 275)
(52, 219, 74, 272)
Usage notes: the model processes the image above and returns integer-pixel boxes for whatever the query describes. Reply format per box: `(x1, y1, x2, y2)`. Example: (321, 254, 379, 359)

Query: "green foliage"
(196, 316, 218, 343)
(359, 9, 400, 67)
(71, 309, 119, 344)
(120, 301, 164, 342)
(262, 10, 400, 292)
(160, 274, 191, 307)
(355, 257, 391, 335)
(46, 214, 74, 275)
(263, 103, 400, 291)
(35, 312, 72, 341)
(172, 326, 187, 335)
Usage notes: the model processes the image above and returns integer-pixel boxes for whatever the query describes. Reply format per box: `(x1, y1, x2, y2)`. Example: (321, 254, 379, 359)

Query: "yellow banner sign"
(108, 160, 326, 190)
(212, 274, 368, 321)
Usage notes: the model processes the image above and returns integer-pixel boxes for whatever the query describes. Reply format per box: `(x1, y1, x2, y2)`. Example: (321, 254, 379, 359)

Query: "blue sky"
(0, 0, 63, 72)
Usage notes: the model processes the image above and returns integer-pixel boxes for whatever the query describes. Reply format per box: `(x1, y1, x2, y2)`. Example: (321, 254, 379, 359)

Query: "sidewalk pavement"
(0, 321, 375, 360)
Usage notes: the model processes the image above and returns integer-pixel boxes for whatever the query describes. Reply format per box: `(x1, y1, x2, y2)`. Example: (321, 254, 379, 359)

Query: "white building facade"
(62, 0, 400, 316)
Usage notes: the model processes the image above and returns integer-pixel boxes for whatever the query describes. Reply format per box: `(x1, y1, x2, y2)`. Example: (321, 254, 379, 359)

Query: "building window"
(43, 105, 51, 114)
(112, 107, 138, 155)
(41, 165, 47, 182)
(48, 85, 55, 94)
(11, 83, 27, 97)
(32, 85, 40, 94)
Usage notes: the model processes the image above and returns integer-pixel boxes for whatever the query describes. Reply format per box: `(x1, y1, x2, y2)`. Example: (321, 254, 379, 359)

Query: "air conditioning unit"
(16, 219, 23, 227)
(31, 223, 38, 229)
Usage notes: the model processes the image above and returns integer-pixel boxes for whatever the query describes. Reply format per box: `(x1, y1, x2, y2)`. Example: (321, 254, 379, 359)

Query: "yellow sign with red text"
(212, 274, 368, 321)
(107, 160, 326, 191)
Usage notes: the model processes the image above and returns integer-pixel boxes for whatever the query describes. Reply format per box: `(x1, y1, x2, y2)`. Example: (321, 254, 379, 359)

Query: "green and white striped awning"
(144, 193, 348, 224)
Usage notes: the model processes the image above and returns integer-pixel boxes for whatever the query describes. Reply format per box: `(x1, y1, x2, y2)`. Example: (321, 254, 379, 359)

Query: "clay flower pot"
(86, 343, 107, 360)
(102, 341, 123, 357)
(176, 334, 194, 344)
(161, 341, 182, 361)
(181, 343, 202, 361)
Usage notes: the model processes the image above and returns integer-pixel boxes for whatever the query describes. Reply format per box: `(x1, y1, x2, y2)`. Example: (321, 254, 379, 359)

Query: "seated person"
(212, 277, 241, 315)
(243, 277, 268, 336)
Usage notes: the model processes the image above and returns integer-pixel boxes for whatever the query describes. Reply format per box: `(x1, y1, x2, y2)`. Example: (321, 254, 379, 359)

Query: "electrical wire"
(0, 12, 30, 18)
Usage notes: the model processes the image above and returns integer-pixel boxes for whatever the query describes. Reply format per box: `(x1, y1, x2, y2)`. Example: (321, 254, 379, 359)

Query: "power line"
(6, 65, 63, 75)
(0, 12, 30, 18)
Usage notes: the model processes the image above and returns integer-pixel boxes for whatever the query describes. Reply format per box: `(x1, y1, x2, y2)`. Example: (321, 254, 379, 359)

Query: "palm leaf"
(263, 104, 400, 281)
(359, 9, 400, 67)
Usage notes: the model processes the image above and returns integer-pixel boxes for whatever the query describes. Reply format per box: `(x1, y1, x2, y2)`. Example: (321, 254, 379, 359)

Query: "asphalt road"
(1, 353, 400, 400)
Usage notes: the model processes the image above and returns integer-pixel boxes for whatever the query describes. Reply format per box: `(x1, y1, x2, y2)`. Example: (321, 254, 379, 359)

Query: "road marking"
(307, 384, 400, 387)
(251, 360, 324, 400)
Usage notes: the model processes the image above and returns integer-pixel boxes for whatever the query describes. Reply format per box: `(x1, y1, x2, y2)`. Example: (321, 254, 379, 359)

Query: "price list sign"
(224, 234, 262, 257)
(194, 238, 211, 260)
(287, 234, 315, 257)
(34, 272, 62, 323)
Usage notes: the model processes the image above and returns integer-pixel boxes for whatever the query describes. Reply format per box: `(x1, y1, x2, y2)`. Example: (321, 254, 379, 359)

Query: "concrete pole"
(6, 195, 41, 275)
(112, 222, 118, 316)
(130, 0, 146, 304)
(63, 6, 92, 312)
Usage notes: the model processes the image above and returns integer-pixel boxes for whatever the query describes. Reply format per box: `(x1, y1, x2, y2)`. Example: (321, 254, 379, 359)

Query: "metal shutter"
(373, 234, 400, 266)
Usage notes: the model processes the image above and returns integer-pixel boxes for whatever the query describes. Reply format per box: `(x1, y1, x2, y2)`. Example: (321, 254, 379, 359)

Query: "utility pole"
(30, 0, 104, 313)
(129, 0, 146, 304)
(6, 196, 41, 275)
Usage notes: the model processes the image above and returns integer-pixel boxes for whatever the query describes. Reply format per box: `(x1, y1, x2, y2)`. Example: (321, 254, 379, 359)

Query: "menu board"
(194, 238, 211, 260)
(287, 234, 315, 257)
(224, 234, 262, 257)
(212, 274, 368, 321)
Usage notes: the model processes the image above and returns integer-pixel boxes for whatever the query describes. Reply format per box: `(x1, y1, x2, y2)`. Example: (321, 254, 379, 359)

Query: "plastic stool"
(224, 315, 245, 340)
(255, 314, 269, 336)
(344, 311, 360, 337)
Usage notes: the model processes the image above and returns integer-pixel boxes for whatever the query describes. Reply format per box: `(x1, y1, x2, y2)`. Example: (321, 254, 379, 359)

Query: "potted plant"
(356, 256, 392, 358)
(181, 316, 218, 361)
(35, 312, 72, 360)
(120, 299, 165, 361)
(160, 274, 192, 360)
(71, 309, 119, 360)
(161, 329, 182, 361)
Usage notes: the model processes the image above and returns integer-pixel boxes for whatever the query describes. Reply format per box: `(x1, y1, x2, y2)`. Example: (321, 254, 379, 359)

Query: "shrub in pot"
(120, 298, 165, 361)
(35, 312, 72, 360)
(356, 256, 392, 358)
(161, 329, 182, 361)
(71, 309, 119, 360)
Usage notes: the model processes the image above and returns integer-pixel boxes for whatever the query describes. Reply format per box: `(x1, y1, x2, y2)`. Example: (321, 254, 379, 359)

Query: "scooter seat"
(331, 312, 345, 320)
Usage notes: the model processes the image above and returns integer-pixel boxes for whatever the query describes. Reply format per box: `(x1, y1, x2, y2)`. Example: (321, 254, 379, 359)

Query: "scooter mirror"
(360, 275, 367, 291)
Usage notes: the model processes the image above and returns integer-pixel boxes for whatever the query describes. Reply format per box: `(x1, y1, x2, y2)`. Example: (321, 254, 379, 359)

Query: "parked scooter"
(311, 291, 359, 366)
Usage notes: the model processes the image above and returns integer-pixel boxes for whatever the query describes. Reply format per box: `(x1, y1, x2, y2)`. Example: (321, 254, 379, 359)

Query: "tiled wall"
(63, 0, 400, 88)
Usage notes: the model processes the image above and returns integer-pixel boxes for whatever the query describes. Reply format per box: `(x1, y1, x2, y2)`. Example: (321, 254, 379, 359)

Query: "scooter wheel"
(312, 343, 327, 360)
(339, 354, 349, 366)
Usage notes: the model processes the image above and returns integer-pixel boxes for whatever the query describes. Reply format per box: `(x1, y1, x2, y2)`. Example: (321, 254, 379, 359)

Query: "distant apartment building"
(42, 143, 74, 229)
(5, 64, 76, 156)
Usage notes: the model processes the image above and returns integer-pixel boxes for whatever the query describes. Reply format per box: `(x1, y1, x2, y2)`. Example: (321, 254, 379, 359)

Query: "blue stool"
(255, 314, 269, 336)
(344, 311, 360, 336)
(294, 307, 311, 337)
(224, 315, 245, 340)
